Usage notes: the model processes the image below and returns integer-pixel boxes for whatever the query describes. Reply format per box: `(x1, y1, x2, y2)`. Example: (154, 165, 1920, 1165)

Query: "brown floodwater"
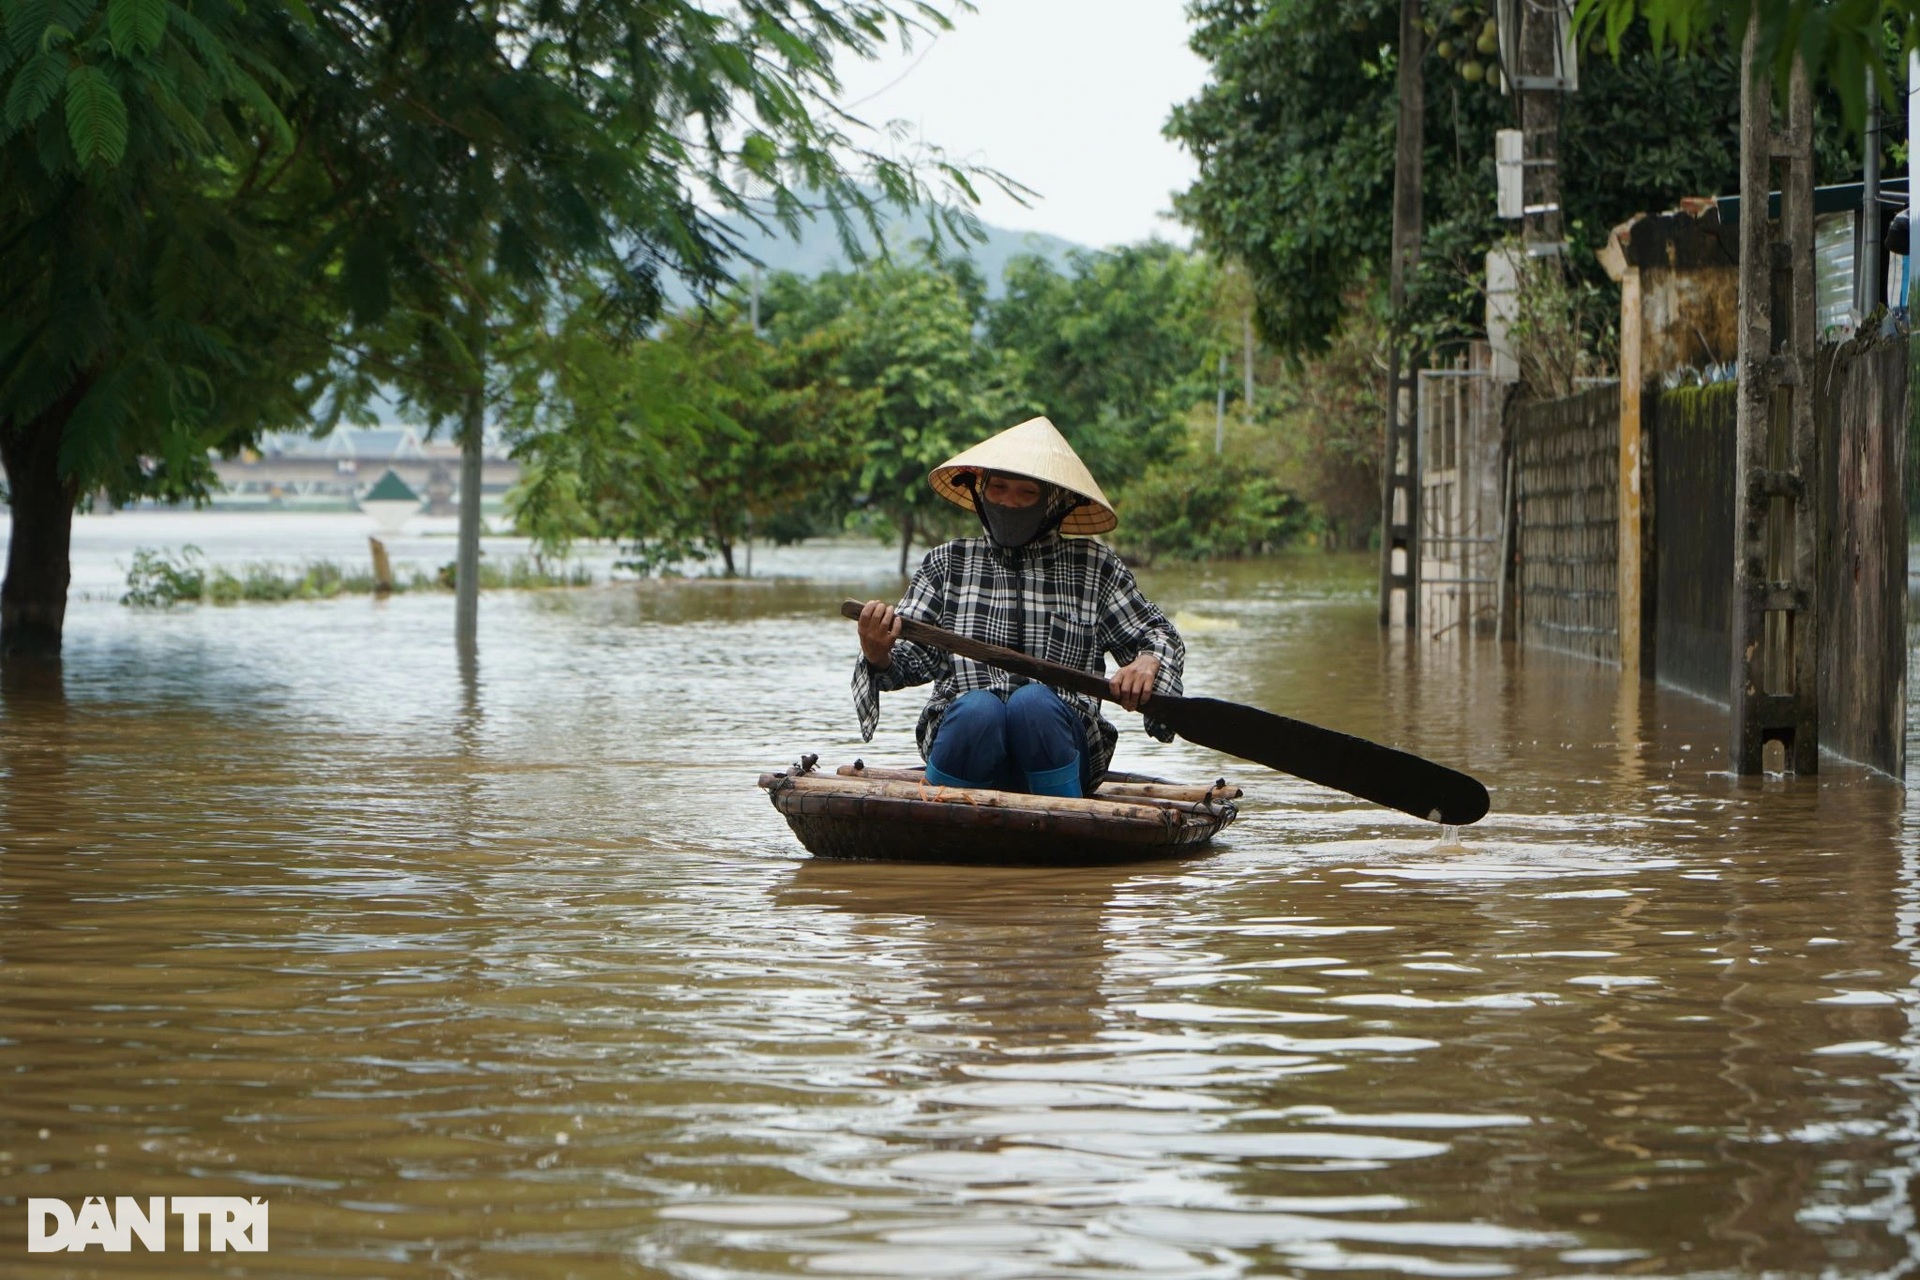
(0, 533, 1915, 1278)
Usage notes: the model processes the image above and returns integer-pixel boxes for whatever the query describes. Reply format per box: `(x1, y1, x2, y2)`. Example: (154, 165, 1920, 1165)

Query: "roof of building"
(1717, 176, 1910, 226)
(362, 468, 420, 502)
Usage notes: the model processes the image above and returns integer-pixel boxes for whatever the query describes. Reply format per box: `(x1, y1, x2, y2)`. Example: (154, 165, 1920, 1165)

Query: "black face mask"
(980, 497, 1050, 549)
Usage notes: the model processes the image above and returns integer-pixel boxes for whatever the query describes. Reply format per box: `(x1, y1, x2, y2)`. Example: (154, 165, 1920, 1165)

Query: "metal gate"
(1417, 365, 1504, 639)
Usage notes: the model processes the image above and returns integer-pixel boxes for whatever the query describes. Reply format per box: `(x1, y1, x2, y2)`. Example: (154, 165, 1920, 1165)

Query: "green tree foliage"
(774, 258, 1015, 575)
(301, 2, 998, 423)
(283, 2, 1012, 646)
(509, 257, 1010, 579)
(1110, 453, 1313, 564)
(1106, 290, 1389, 561)
(1259, 302, 1393, 551)
(987, 245, 1219, 487)
(0, 0, 330, 655)
(506, 229, 1458, 571)
(508, 247, 1384, 572)
(1, 0, 1006, 657)
(1167, 0, 1866, 360)
(508, 297, 875, 576)
(1169, 0, 1410, 356)
(1578, 0, 1920, 126)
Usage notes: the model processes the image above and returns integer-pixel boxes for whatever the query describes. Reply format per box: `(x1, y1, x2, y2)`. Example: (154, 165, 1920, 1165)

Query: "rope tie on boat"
(916, 777, 977, 804)
(1198, 778, 1229, 815)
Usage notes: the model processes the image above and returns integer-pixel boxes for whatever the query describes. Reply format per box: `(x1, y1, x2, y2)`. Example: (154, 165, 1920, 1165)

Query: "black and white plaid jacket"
(853, 532, 1185, 782)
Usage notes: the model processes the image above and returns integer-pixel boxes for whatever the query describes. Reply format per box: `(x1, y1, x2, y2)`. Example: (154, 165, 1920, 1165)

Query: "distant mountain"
(665, 203, 1088, 305)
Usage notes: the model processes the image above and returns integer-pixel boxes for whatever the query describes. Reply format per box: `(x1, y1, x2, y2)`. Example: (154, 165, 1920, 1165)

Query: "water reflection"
(0, 535, 1913, 1277)
(0, 655, 78, 934)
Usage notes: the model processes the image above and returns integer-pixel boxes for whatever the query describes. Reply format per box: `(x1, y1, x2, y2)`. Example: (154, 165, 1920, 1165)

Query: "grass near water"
(121, 545, 592, 608)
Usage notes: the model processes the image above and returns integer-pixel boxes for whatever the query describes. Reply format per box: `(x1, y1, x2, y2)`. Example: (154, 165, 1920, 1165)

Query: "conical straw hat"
(929, 416, 1117, 536)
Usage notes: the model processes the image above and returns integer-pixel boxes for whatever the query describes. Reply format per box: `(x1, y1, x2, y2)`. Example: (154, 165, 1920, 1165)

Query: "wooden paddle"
(841, 599, 1490, 825)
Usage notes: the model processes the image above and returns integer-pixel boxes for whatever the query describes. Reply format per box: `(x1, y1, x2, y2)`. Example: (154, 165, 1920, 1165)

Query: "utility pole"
(746, 265, 762, 578)
(1214, 351, 1228, 454)
(1489, 0, 1575, 644)
(1513, 7, 1568, 258)
(455, 302, 486, 659)
(1492, 0, 1575, 255)
(1859, 82, 1882, 319)
(1730, 19, 1819, 774)
(1378, 0, 1424, 628)
(1243, 308, 1255, 416)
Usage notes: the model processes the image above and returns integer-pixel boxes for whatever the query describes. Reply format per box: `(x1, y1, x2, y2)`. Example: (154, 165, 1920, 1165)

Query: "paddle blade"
(1151, 696, 1491, 826)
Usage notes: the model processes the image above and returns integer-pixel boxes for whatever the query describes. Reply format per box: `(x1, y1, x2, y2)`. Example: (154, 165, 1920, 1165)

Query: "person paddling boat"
(852, 416, 1184, 798)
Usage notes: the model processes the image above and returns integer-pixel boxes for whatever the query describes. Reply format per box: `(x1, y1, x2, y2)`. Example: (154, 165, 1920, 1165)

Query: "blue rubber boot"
(1024, 756, 1083, 798)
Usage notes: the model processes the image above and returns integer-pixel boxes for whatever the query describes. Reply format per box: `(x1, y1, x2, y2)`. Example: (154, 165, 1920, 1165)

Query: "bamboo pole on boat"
(833, 763, 1240, 804)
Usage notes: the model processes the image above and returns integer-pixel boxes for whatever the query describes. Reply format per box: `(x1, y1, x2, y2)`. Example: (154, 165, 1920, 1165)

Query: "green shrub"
(442, 557, 592, 590)
(1111, 455, 1313, 565)
(497, 558, 593, 588)
(240, 564, 296, 602)
(122, 547, 208, 608)
(126, 548, 592, 607)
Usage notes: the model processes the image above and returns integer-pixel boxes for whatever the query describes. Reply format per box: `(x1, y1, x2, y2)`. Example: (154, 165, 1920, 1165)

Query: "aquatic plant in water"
(121, 547, 209, 608)
(122, 547, 591, 607)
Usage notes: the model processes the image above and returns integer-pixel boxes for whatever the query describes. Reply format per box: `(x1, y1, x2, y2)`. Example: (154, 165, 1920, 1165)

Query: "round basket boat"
(758, 758, 1240, 865)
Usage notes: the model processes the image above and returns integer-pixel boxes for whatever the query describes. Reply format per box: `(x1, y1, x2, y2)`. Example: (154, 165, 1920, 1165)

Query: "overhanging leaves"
(106, 0, 165, 57)
(1576, 0, 1916, 127)
(63, 62, 126, 166)
(3, 48, 63, 132)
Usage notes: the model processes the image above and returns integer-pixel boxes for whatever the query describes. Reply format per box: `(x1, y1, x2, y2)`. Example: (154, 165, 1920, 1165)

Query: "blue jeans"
(924, 685, 1087, 797)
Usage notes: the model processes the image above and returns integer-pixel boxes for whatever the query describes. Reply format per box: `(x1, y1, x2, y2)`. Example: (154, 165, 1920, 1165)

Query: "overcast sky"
(830, 1, 1211, 250)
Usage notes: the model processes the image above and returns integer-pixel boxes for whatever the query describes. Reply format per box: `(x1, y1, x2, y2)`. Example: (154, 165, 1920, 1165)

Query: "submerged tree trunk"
(716, 537, 736, 577)
(897, 509, 915, 579)
(0, 388, 86, 660)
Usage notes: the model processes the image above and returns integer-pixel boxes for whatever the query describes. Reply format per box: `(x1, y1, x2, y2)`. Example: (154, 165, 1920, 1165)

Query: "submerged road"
(0, 518, 1914, 1277)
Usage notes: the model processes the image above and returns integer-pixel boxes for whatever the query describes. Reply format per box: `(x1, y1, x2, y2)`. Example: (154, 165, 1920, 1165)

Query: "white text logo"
(27, 1197, 269, 1252)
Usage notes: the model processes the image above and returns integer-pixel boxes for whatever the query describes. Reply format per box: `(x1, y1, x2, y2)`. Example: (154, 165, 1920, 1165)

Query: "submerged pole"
(455, 312, 485, 657)
(1729, 20, 1819, 774)
(1378, 0, 1424, 628)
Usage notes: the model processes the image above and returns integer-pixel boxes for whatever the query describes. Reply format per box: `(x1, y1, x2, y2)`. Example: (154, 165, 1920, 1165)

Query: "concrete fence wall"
(1813, 337, 1908, 776)
(1520, 338, 1911, 776)
(1510, 384, 1620, 664)
(1646, 381, 1736, 704)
